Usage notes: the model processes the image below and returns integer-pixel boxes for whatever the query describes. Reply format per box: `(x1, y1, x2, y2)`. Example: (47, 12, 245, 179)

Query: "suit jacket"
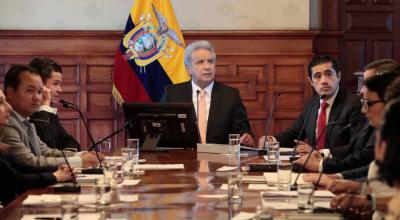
(161, 81, 253, 144)
(0, 111, 75, 169)
(31, 110, 81, 151)
(0, 151, 56, 206)
(275, 87, 367, 159)
(340, 164, 369, 180)
(322, 125, 375, 174)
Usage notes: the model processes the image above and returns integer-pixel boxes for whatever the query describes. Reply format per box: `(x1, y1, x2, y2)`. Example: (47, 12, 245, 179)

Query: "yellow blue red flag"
(113, 0, 189, 103)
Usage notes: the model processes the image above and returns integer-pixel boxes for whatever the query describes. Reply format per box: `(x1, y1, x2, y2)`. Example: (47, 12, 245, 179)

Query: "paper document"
(197, 194, 228, 199)
(232, 211, 256, 220)
(216, 166, 237, 172)
(263, 172, 306, 185)
(119, 194, 139, 202)
(136, 164, 184, 170)
(263, 190, 334, 198)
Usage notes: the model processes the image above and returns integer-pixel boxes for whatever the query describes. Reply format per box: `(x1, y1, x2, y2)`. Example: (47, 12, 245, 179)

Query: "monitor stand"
(141, 134, 166, 151)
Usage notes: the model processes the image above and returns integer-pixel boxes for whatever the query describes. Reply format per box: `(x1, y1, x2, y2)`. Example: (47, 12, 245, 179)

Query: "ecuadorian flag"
(112, 0, 190, 103)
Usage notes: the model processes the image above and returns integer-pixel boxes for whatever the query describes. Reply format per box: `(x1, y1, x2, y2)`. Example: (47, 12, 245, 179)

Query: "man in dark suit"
(260, 55, 367, 160)
(161, 40, 254, 146)
(30, 57, 81, 151)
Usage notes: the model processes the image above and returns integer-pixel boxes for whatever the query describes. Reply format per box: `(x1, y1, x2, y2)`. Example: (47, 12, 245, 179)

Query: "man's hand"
(81, 153, 99, 168)
(294, 140, 313, 155)
(326, 179, 362, 194)
(240, 133, 255, 147)
(293, 152, 322, 172)
(42, 86, 52, 106)
(258, 136, 275, 149)
(330, 194, 370, 212)
(302, 173, 340, 188)
(88, 151, 105, 161)
(53, 165, 73, 182)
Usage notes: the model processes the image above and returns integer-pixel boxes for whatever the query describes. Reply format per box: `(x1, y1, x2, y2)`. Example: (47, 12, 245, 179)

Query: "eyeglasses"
(360, 98, 383, 108)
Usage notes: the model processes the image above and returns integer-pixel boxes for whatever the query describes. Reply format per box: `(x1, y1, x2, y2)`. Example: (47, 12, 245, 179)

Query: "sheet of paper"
(242, 175, 266, 183)
(23, 194, 99, 205)
(315, 201, 332, 209)
(75, 174, 103, 184)
(197, 194, 228, 199)
(220, 184, 228, 191)
(261, 199, 297, 210)
(262, 190, 334, 198)
(216, 166, 237, 172)
(136, 164, 184, 170)
(232, 211, 256, 220)
(21, 213, 100, 220)
(248, 184, 278, 191)
(121, 179, 141, 186)
(263, 172, 306, 185)
(119, 194, 139, 202)
(263, 155, 291, 161)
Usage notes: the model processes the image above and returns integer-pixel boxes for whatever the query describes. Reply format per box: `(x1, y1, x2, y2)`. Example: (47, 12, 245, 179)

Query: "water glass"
(99, 138, 111, 152)
(228, 134, 240, 169)
(61, 195, 79, 220)
(127, 138, 140, 171)
(227, 173, 243, 208)
(297, 183, 314, 213)
(266, 142, 280, 164)
(95, 177, 111, 206)
(277, 162, 292, 190)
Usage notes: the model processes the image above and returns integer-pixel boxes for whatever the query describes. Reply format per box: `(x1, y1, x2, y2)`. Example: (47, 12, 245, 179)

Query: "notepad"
(136, 164, 184, 170)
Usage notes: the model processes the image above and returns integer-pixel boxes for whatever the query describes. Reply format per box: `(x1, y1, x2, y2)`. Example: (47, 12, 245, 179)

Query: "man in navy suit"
(161, 40, 254, 146)
(260, 55, 367, 160)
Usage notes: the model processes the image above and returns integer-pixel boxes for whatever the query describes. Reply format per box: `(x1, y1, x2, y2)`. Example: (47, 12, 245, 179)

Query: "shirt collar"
(12, 110, 29, 123)
(191, 80, 214, 97)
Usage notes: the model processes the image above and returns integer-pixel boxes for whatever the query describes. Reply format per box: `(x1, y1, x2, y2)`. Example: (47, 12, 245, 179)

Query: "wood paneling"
(0, 30, 317, 148)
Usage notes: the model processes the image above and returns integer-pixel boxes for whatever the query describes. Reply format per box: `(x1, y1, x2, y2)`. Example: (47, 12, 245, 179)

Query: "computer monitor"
(122, 102, 199, 150)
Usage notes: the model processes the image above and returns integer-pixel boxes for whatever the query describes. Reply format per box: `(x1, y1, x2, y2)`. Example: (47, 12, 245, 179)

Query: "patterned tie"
(198, 89, 207, 144)
(316, 101, 329, 150)
(24, 120, 40, 156)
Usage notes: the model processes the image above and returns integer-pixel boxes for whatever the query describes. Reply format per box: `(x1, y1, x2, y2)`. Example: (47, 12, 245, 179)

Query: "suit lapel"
(308, 99, 319, 145)
(207, 82, 222, 135)
(326, 88, 345, 145)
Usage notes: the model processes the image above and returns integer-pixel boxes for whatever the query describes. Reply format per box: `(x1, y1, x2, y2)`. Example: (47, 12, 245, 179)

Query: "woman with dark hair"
(378, 98, 400, 220)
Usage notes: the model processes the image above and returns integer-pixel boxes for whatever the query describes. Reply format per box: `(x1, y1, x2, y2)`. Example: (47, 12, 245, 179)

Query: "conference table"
(0, 149, 370, 220)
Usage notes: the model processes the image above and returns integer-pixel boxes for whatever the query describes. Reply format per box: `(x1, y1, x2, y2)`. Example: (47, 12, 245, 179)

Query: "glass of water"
(99, 138, 111, 152)
(297, 183, 314, 213)
(127, 138, 140, 172)
(277, 162, 292, 190)
(61, 195, 79, 220)
(228, 134, 241, 170)
(266, 141, 280, 164)
(227, 173, 243, 208)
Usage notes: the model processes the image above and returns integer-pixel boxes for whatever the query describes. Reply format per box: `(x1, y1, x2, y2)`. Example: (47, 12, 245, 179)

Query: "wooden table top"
(0, 150, 268, 220)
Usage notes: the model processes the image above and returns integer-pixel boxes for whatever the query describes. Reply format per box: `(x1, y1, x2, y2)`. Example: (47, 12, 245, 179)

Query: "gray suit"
(0, 111, 76, 168)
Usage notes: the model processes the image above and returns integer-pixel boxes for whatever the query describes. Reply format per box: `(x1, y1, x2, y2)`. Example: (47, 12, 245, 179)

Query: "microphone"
(303, 122, 354, 201)
(196, 90, 200, 123)
(60, 99, 104, 174)
(290, 120, 345, 191)
(290, 94, 327, 160)
(54, 149, 81, 192)
(60, 99, 96, 146)
(260, 92, 281, 154)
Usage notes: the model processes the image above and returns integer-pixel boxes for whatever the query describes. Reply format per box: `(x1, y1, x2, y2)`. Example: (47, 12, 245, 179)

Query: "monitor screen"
(122, 102, 199, 150)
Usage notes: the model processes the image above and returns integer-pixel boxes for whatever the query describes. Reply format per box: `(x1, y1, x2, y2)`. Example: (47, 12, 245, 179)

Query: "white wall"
(0, 0, 312, 30)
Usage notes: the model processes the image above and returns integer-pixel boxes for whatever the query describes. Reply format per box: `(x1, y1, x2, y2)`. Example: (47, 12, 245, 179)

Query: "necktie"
(198, 89, 207, 144)
(24, 120, 40, 156)
(316, 101, 329, 150)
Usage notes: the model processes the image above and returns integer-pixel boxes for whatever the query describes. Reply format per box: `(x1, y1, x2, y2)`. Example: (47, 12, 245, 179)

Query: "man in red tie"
(259, 55, 367, 162)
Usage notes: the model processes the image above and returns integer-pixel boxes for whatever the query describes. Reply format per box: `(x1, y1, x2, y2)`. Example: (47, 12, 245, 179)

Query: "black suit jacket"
(322, 125, 375, 174)
(340, 164, 369, 180)
(0, 151, 56, 206)
(275, 87, 367, 159)
(161, 81, 252, 144)
(31, 110, 81, 151)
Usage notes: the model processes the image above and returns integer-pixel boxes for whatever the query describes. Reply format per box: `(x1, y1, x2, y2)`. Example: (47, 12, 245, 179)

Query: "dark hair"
(385, 77, 400, 102)
(4, 65, 40, 94)
(364, 72, 400, 101)
(30, 57, 62, 83)
(378, 97, 400, 186)
(364, 59, 398, 73)
(307, 55, 340, 78)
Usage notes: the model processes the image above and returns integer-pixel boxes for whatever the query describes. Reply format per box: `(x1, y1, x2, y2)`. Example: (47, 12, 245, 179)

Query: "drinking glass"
(297, 183, 314, 213)
(266, 142, 280, 164)
(277, 162, 292, 190)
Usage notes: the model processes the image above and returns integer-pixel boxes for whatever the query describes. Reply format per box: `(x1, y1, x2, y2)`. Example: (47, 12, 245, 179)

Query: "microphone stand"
(60, 99, 104, 174)
(290, 120, 343, 191)
(54, 149, 81, 192)
(290, 94, 327, 161)
(260, 92, 281, 155)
